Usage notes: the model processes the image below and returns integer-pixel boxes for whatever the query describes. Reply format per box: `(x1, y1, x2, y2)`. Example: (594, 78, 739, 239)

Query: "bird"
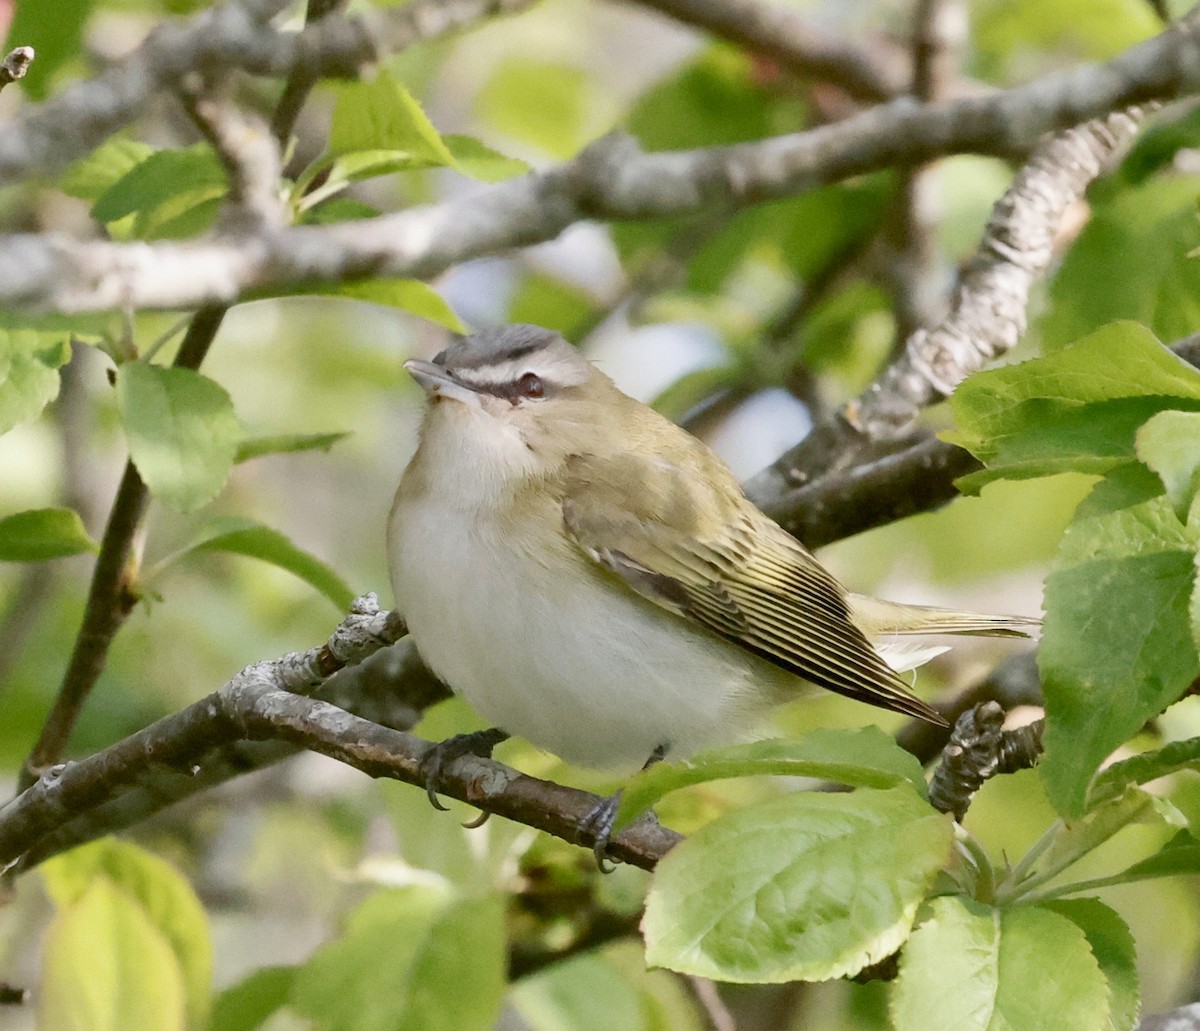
(388, 324, 1038, 862)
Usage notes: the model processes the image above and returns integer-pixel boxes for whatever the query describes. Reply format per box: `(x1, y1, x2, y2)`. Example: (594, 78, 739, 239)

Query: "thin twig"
(0, 47, 34, 93)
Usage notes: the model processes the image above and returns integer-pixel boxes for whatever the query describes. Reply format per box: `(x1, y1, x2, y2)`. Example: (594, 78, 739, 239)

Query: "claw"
(418, 728, 509, 811)
(579, 791, 622, 873)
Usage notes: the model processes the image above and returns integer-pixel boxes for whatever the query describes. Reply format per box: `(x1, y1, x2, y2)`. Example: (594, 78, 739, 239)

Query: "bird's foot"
(580, 743, 670, 873)
(419, 728, 509, 811)
(579, 791, 623, 874)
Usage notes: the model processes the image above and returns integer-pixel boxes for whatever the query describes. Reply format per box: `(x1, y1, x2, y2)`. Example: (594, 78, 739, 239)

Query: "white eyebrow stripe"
(454, 354, 589, 389)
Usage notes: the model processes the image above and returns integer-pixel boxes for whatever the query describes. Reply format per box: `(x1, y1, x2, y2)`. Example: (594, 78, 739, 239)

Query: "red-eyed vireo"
(388, 325, 1038, 857)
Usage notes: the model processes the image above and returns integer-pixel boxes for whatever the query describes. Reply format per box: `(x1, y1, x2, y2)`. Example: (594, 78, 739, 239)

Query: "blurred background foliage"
(1, 0, 1199, 1027)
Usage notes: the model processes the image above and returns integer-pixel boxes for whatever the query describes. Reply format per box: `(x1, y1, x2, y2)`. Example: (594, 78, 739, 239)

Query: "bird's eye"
(517, 372, 544, 398)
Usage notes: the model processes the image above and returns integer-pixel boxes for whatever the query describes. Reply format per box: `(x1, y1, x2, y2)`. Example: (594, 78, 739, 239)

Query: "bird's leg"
(420, 728, 510, 811)
(580, 743, 670, 873)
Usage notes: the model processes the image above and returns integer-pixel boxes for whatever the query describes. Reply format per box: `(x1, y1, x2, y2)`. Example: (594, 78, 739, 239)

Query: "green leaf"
(91, 145, 226, 231)
(235, 431, 350, 464)
(321, 279, 467, 333)
(1041, 899, 1139, 1031)
(509, 273, 597, 337)
(643, 785, 953, 982)
(948, 322, 1200, 492)
(6, 0, 94, 100)
(259, 279, 466, 333)
(302, 197, 382, 224)
(616, 727, 927, 830)
(209, 967, 297, 1031)
(476, 59, 588, 159)
(328, 71, 457, 167)
(1136, 409, 1200, 522)
(41, 839, 213, 1031)
(649, 364, 742, 423)
(291, 887, 505, 1031)
(1042, 177, 1200, 350)
(513, 949, 705, 1031)
(443, 134, 530, 182)
(116, 364, 239, 513)
(161, 518, 353, 610)
(890, 897, 1110, 1031)
(0, 329, 71, 434)
(1039, 469, 1200, 817)
(60, 138, 156, 202)
(1091, 737, 1200, 807)
(0, 507, 97, 561)
(38, 880, 187, 1031)
(626, 46, 783, 150)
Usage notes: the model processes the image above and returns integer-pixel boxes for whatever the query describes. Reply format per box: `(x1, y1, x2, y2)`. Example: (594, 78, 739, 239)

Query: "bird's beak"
(404, 359, 481, 407)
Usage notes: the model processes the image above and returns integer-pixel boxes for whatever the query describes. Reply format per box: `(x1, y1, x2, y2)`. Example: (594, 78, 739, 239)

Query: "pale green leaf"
(161, 517, 353, 610)
(41, 839, 213, 1030)
(947, 322, 1200, 492)
(0, 329, 71, 434)
(1042, 899, 1139, 1031)
(38, 880, 187, 1031)
(328, 71, 456, 167)
(209, 967, 297, 1031)
(1135, 409, 1200, 522)
(643, 785, 953, 982)
(1039, 469, 1200, 817)
(1042, 177, 1200, 349)
(476, 59, 588, 158)
(891, 897, 1109, 1031)
(328, 279, 467, 333)
(235, 431, 350, 464)
(0, 508, 97, 561)
(616, 727, 927, 830)
(443, 134, 529, 182)
(60, 138, 155, 202)
(116, 364, 239, 513)
(291, 887, 505, 1031)
(91, 144, 225, 226)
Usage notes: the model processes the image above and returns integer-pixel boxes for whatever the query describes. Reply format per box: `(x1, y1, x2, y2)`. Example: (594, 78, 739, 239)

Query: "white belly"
(390, 495, 773, 769)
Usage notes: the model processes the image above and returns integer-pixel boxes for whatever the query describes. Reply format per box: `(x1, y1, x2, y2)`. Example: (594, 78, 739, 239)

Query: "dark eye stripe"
(467, 376, 553, 405)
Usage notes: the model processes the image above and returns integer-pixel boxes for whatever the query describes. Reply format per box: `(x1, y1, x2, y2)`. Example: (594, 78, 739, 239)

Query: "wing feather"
(561, 451, 944, 724)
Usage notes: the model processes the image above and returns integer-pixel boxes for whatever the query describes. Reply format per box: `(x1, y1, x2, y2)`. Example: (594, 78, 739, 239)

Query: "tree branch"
(0, 597, 679, 874)
(0, 12, 1196, 314)
(0, 0, 535, 187)
(745, 105, 1147, 504)
(624, 0, 911, 102)
(0, 47, 34, 93)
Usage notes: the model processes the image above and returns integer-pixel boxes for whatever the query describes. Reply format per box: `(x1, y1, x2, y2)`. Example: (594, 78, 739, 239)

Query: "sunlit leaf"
(60, 138, 156, 202)
(116, 363, 239, 513)
(1042, 899, 1139, 1031)
(0, 507, 97, 561)
(0, 329, 71, 435)
(161, 517, 354, 610)
(476, 59, 588, 158)
(891, 897, 1109, 1031)
(643, 785, 953, 982)
(616, 727, 927, 829)
(948, 322, 1200, 492)
(41, 839, 213, 1030)
(39, 881, 186, 1031)
(1039, 467, 1200, 817)
(209, 966, 297, 1031)
(235, 431, 350, 464)
(291, 887, 505, 1031)
(328, 71, 457, 167)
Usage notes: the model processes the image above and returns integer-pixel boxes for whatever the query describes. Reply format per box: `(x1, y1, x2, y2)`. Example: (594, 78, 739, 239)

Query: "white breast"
(389, 480, 771, 770)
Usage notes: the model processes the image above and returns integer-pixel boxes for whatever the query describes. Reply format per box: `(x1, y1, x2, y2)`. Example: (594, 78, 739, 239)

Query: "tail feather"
(847, 594, 1041, 641)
